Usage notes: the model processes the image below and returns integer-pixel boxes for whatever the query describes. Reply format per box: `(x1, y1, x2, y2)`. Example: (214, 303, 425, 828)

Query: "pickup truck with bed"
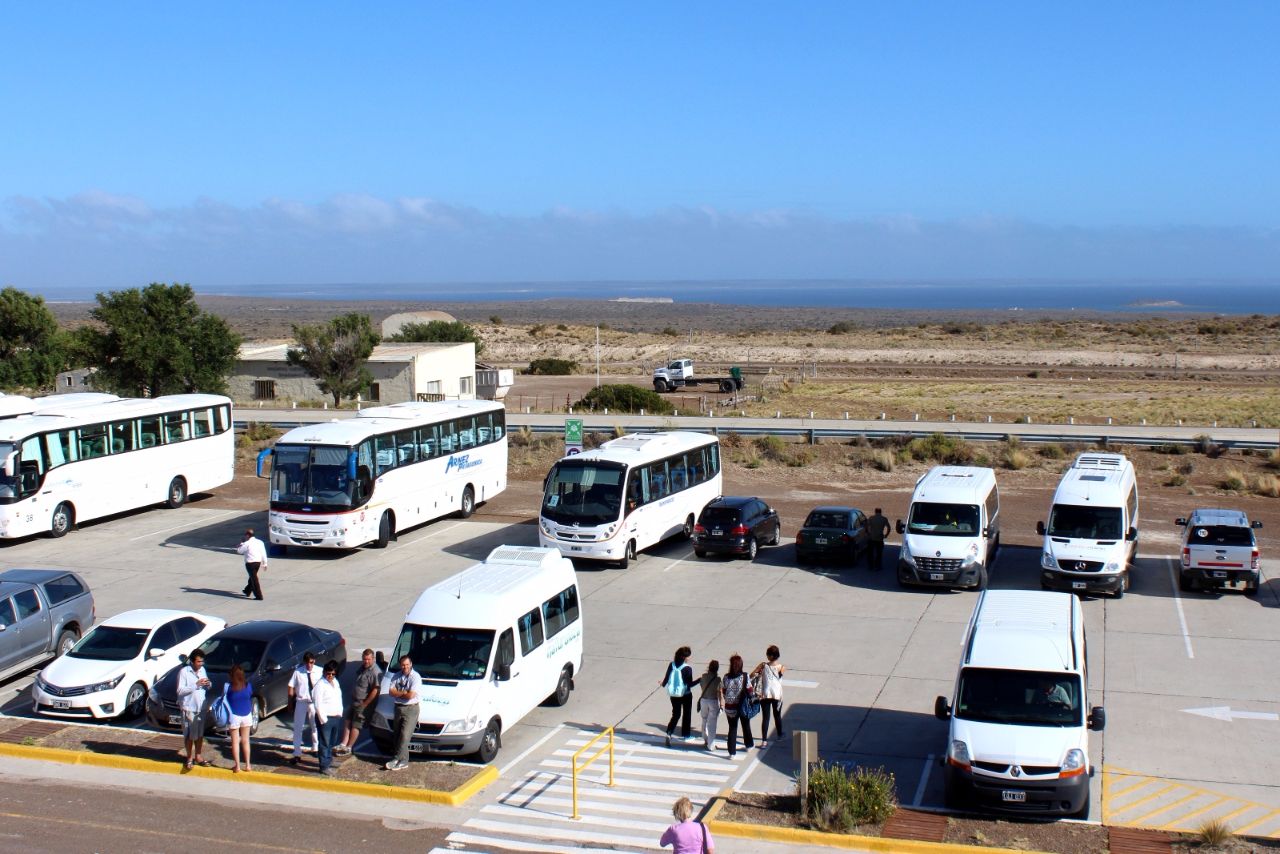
(0, 569, 95, 682)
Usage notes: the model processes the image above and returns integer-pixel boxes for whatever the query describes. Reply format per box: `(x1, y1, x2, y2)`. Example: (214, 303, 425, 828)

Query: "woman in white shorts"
(226, 664, 256, 772)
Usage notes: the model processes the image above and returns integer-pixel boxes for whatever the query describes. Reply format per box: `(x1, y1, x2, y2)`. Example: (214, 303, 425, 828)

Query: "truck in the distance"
(652, 359, 745, 393)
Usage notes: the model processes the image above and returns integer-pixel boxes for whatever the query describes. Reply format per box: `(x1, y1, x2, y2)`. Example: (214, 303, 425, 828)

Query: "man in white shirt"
(312, 661, 344, 776)
(385, 655, 422, 771)
(177, 649, 212, 770)
(287, 652, 320, 763)
(236, 528, 268, 601)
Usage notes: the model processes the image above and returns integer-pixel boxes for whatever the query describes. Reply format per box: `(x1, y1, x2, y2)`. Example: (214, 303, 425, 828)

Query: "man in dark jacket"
(867, 508, 892, 571)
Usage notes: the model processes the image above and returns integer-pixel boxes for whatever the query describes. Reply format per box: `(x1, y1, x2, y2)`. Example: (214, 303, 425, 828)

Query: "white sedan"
(32, 609, 225, 720)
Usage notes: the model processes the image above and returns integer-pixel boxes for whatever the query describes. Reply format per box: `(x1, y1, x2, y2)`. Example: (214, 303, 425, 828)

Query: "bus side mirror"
(895, 520, 905, 535)
(255, 448, 272, 478)
(497, 664, 512, 682)
(1089, 707, 1106, 731)
(1036, 520, 1046, 536)
(934, 696, 951, 720)
(1175, 517, 1187, 526)
(1125, 527, 1137, 542)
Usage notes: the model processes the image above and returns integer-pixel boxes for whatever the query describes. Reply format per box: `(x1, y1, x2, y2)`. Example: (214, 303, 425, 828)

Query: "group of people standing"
(660, 645, 786, 758)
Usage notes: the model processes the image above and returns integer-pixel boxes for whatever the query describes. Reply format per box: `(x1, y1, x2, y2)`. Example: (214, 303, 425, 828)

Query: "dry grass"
(1195, 816, 1234, 847)
(1251, 473, 1280, 498)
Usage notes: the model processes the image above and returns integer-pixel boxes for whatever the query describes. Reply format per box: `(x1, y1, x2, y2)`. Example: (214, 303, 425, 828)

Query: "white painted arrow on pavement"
(1183, 706, 1279, 722)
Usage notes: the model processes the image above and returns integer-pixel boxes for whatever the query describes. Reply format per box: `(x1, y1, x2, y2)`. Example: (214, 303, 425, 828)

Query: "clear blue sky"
(2, 3, 1278, 289)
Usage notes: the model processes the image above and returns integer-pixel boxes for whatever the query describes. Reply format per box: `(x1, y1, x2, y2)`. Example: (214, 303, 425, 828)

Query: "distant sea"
(45, 279, 1280, 315)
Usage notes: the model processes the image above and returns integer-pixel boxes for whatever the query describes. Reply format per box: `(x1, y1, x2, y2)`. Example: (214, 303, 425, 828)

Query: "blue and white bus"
(257, 400, 507, 551)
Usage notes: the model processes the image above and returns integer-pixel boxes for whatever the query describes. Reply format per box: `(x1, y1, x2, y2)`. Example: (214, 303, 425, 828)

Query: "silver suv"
(1176, 509, 1263, 596)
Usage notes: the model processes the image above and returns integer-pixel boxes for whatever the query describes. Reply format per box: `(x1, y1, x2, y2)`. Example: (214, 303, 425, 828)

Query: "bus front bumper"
(538, 532, 625, 561)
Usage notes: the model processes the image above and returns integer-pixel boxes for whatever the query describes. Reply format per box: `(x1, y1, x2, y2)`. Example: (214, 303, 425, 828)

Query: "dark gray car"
(0, 569, 95, 683)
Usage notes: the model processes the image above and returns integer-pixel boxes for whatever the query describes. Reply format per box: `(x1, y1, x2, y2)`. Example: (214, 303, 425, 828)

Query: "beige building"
(229, 342, 476, 406)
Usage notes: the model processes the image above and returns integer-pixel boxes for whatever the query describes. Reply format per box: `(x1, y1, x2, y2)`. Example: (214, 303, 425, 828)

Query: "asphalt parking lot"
(2, 499, 1278, 845)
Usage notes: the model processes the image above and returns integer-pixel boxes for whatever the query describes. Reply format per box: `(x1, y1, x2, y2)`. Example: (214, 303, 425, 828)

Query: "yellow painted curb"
(0, 742, 497, 806)
(703, 793, 1053, 854)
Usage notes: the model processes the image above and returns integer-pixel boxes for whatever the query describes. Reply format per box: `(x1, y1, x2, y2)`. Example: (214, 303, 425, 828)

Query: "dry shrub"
(1196, 816, 1233, 847)
(1037, 443, 1066, 460)
(721, 431, 746, 449)
(1266, 449, 1280, 471)
(1251, 473, 1280, 498)
(1165, 474, 1187, 487)
(1220, 469, 1247, 492)
(871, 449, 895, 472)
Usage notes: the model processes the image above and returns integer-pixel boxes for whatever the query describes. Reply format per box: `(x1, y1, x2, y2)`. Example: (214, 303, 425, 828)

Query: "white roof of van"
(913, 466, 996, 504)
(404, 546, 575, 627)
(1053, 453, 1133, 505)
(565, 431, 715, 465)
(965, 590, 1078, 673)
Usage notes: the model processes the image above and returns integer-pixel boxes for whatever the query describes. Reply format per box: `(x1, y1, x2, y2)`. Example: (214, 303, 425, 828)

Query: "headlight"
(540, 519, 553, 535)
(442, 715, 483, 734)
(949, 739, 971, 769)
(1041, 551, 1057, 570)
(962, 543, 980, 566)
(1105, 562, 1120, 572)
(34, 675, 48, 692)
(1060, 748, 1087, 778)
(148, 686, 161, 704)
(900, 546, 916, 567)
(88, 674, 125, 694)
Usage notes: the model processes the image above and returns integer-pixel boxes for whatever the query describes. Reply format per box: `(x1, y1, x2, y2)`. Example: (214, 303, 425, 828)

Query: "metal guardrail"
(571, 726, 615, 820)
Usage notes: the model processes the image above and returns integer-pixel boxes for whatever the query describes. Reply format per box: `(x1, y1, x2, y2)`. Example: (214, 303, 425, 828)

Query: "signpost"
(565, 418, 583, 456)
(793, 730, 818, 816)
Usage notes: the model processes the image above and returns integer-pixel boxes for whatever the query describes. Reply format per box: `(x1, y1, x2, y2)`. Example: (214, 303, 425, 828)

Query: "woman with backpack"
(721, 654, 754, 757)
(750, 645, 786, 748)
(697, 660, 722, 751)
(660, 646, 695, 746)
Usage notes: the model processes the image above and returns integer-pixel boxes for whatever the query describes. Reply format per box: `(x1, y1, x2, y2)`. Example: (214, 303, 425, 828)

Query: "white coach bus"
(538, 431, 721, 568)
(0, 394, 234, 539)
(257, 400, 507, 551)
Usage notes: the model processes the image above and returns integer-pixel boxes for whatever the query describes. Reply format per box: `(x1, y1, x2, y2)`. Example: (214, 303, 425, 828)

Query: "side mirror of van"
(1125, 527, 1137, 542)
(1088, 706, 1106, 731)
(497, 664, 512, 682)
(1036, 520, 1046, 536)
(1252, 521, 1264, 530)
(375, 650, 387, 669)
(1175, 517, 1187, 526)
(265, 660, 281, 672)
(933, 696, 951, 720)
(895, 520, 905, 535)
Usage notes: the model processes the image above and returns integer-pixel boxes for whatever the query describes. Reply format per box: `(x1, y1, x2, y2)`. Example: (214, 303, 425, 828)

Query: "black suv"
(694, 497, 781, 560)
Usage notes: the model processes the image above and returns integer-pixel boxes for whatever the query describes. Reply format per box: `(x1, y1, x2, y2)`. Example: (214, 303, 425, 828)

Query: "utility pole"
(596, 325, 601, 388)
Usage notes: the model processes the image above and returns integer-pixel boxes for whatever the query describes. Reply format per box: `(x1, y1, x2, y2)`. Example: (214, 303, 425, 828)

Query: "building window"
(460, 376, 473, 395)
(253, 380, 276, 401)
(366, 383, 381, 402)
(65, 376, 74, 388)
(426, 380, 441, 394)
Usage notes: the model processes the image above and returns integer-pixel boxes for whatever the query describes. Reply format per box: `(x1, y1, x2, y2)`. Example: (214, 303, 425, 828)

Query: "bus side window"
(214, 405, 231, 434)
(139, 416, 160, 448)
(457, 417, 476, 449)
(375, 434, 397, 474)
(477, 413, 492, 444)
(19, 435, 46, 496)
(80, 424, 108, 458)
(493, 410, 505, 440)
(191, 408, 213, 438)
(439, 421, 457, 454)
(164, 413, 190, 443)
(708, 444, 720, 475)
(110, 421, 135, 454)
(419, 424, 438, 460)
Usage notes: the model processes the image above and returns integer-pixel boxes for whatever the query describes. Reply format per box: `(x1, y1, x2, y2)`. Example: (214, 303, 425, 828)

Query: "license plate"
(712, 529, 723, 536)
(1073, 581, 1086, 589)
(52, 699, 72, 710)
(1001, 790, 1027, 803)
(815, 537, 828, 545)
(1212, 571, 1227, 579)
(570, 546, 583, 552)
(930, 573, 943, 581)
(169, 714, 183, 726)
(407, 742, 425, 753)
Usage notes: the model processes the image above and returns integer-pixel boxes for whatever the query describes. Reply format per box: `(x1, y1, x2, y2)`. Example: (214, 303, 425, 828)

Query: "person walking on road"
(866, 508, 891, 571)
(697, 660, 722, 751)
(226, 663, 255, 772)
(721, 654, 753, 758)
(312, 661, 344, 776)
(386, 654, 421, 771)
(177, 649, 211, 770)
(661, 646, 695, 746)
(337, 648, 381, 756)
(751, 645, 786, 747)
(659, 796, 715, 853)
(236, 528, 267, 600)
(287, 652, 320, 763)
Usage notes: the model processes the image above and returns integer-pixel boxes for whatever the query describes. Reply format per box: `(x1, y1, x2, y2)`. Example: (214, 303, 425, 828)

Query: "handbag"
(211, 683, 232, 729)
(740, 680, 761, 720)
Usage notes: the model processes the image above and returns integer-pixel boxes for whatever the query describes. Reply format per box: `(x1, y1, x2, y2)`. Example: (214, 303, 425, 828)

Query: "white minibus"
(935, 590, 1105, 818)
(538, 431, 722, 568)
(0, 394, 234, 539)
(257, 400, 506, 551)
(368, 545, 583, 763)
(896, 466, 1000, 590)
(1037, 453, 1138, 597)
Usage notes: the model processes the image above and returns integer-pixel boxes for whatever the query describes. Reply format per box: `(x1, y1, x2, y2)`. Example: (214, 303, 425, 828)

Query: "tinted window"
(543, 585, 580, 638)
(1189, 525, 1254, 546)
(517, 608, 544, 655)
(201, 636, 267, 674)
(172, 616, 206, 644)
(13, 589, 41, 620)
(496, 628, 515, 668)
(69, 625, 149, 660)
(264, 637, 292, 668)
(150, 621, 181, 651)
(286, 628, 318, 657)
(700, 506, 742, 526)
(805, 511, 850, 529)
(42, 574, 86, 606)
(0, 598, 15, 628)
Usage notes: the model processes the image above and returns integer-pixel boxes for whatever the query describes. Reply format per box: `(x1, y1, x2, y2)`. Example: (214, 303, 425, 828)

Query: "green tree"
(575, 384, 674, 414)
(74, 283, 240, 397)
(286, 313, 381, 408)
(0, 287, 66, 391)
(387, 319, 484, 355)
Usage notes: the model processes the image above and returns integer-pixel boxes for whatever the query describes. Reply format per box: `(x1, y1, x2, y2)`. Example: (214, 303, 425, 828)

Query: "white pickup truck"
(1176, 508, 1262, 595)
(652, 359, 745, 393)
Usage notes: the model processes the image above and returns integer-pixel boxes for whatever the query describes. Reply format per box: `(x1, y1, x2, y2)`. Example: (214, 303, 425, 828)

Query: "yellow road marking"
(1110, 783, 1180, 817)
(1108, 774, 1157, 800)
(1235, 808, 1280, 835)
(1161, 796, 1230, 830)
(1129, 790, 1202, 825)
(1215, 803, 1259, 828)
(0, 810, 320, 852)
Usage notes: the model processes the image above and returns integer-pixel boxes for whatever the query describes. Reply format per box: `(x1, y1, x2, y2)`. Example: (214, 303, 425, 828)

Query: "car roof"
(0, 568, 79, 585)
(211, 620, 311, 641)
(706, 496, 755, 508)
(1187, 508, 1251, 527)
(98, 609, 211, 629)
(808, 506, 858, 514)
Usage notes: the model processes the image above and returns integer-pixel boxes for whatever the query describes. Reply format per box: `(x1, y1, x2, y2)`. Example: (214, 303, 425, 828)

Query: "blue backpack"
(211, 683, 232, 729)
(665, 663, 686, 697)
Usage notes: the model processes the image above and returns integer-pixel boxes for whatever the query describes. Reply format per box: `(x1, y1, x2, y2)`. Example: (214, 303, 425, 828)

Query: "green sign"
(565, 418, 583, 455)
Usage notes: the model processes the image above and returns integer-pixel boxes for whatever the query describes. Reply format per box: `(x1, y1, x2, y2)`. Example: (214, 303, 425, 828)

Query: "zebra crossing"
(1104, 766, 1280, 839)
(445, 727, 756, 852)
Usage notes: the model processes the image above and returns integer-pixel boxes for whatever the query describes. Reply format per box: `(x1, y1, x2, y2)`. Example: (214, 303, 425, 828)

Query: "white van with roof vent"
(934, 590, 1105, 818)
(1037, 453, 1138, 597)
(367, 545, 583, 763)
(896, 466, 1000, 590)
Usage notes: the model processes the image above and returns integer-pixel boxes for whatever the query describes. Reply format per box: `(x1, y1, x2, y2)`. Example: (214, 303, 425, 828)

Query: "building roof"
(237, 341, 471, 363)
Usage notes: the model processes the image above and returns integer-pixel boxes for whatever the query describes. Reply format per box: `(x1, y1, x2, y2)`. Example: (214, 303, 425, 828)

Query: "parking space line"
(1165, 559, 1195, 659)
(499, 723, 565, 777)
(1129, 790, 1201, 824)
(661, 549, 695, 573)
(1215, 803, 1261, 828)
(128, 510, 238, 541)
(1235, 808, 1280, 835)
(1111, 782, 1179, 816)
(1161, 795, 1229, 830)
(1107, 772, 1156, 800)
(911, 754, 934, 807)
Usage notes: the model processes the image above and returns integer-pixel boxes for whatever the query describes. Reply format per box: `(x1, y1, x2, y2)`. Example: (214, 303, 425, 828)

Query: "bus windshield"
(1047, 504, 1124, 540)
(393, 625, 496, 681)
(270, 444, 357, 511)
(0, 442, 16, 499)
(541, 460, 625, 525)
(907, 502, 980, 536)
(956, 668, 1082, 727)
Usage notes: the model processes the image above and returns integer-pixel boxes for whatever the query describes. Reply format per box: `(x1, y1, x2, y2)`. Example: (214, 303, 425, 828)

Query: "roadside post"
(793, 730, 818, 815)
(565, 418, 583, 456)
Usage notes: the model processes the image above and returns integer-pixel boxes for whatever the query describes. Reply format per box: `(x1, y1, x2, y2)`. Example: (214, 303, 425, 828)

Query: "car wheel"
(250, 696, 264, 735)
(973, 564, 989, 591)
(50, 502, 74, 538)
(459, 485, 475, 519)
(618, 539, 637, 569)
(719, 379, 734, 393)
(654, 378, 669, 393)
(374, 512, 392, 548)
(475, 718, 501, 763)
(166, 476, 188, 509)
(124, 681, 147, 719)
(944, 782, 969, 812)
(694, 548, 706, 558)
(1114, 572, 1128, 600)
(682, 515, 694, 539)
(1244, 580, 1260, 598)
(768, 523, 780, 546)
(547, 667, 573, 707)
(370, 726, 394, 756)
(747, 538, 758, 561)
(56, 628, 79, 657)
(1179, 572, 1194, 592)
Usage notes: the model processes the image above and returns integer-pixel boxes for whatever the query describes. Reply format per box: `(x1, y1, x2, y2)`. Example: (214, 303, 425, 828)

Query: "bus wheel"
(618, 539, 637, 569)
(374, 512, 392, 548)
(459, 485, 475, 519)
(50, 503, 74, 538)
(682, 515, 695, 539)
(166, 477, 188, 509)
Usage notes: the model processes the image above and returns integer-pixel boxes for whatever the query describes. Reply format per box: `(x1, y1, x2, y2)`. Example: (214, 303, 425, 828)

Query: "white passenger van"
(367, 546, 583, 763)
(896, 466, 1000, 590)
(934, 590, 1105, 818)
(1037, 453, 1138, 597)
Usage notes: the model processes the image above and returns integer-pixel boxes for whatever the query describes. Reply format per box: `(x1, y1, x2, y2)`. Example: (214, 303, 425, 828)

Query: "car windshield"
(1189, 525, 1253, 546)
(541, 460, 624, 525)
(804, 511, 850, 529)
(1047, 504, 1124, 540)
(270, 444, 356, 511)
(392, 624, 496, 681)
(907, 502, 979, 536)
(0, 441, 16, 499)
(198, 636, 267, 674)
(956, 668, 1082, 727)
(68, 625, 150, 661)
